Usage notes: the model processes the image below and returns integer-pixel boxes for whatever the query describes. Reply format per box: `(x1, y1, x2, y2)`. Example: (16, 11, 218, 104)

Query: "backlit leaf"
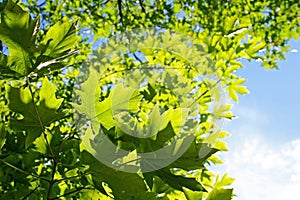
(7, 78, 64, 147)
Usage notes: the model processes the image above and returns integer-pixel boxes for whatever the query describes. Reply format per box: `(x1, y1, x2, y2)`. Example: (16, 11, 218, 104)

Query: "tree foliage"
(0, 0, 299, 199)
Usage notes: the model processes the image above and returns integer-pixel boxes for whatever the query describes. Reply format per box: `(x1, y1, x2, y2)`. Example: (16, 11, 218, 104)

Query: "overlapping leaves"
(74, 68, 220, 198)
(1, 0, 298, 199)
(0, 1, 78, 79)
(7, 78, 64, 148)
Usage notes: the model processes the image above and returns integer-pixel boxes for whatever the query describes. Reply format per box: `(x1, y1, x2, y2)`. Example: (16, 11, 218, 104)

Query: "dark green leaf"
(80, 150, 148, 200)
(7, 78, 64, 147)
(169, 142, 218, 170)
(0, 123, 6, 150)
(150, 168, 206, 192)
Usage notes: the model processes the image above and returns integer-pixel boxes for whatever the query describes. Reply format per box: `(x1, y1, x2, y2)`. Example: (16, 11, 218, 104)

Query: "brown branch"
(117, 0, 124, 25)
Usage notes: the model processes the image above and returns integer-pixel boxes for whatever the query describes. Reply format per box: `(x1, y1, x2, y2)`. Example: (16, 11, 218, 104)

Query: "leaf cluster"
(0, 0, 299, 199)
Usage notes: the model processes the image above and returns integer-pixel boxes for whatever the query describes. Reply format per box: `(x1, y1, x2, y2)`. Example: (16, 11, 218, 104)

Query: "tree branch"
(138, 0, 145, 13)
(117, 0, 124, 25)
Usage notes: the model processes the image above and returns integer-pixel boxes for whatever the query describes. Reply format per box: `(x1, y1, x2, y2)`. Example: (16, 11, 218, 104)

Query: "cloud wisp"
(218, 105, 300, 199)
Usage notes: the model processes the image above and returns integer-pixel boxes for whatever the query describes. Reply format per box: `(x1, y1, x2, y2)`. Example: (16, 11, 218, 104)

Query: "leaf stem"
(26, 78, 57, 163)
(21, 186, 38, 200)
(50, 186, 95, 200)
(26, 78, 59, 199)
(0, 159, 49, 182)
(47, 159, 58, 199)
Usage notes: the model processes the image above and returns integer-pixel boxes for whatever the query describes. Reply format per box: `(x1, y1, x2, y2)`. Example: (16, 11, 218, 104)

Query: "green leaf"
(0, 1, 78, 77)
(214, 173, 235, 189)
(41, 18, 78, 58)
(2, 0, 298, 197)
(151, 176, 170, 194)
(111, 84, 142, 114)
(95, 83, 142, 131)
(74, 72, 143, 130)
(169, 142, 218, 170)
(34, 19, 78, 74)
(0, 123, 6, 150)
(141, 83, 156, 102)
(39, 77, 64, 109)
(227, 78, 248, 102)
(136, 192, 159, 200)
(80, 150, 148, 200)
(151, 168, 207, 192)
(7, 78, 64, 148)
(0, 54, 16, 78)
(206, 188, 233, 200)
(147, 122, 176, 151)
(183, 188, 203, 200)
(0, 1, 40, 75)
(114, 104, 168, 140)
(73, 69, 107, 131)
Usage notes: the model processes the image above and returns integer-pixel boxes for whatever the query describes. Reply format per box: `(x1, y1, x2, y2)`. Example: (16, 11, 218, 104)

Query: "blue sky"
(235, 39, 300, 142)
(213, 39, 300, 199)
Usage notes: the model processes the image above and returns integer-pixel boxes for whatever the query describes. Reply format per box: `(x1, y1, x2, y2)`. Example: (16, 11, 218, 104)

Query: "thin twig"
(188, 78, 223, 108)
(133, 52, 144, 63)
(47, 159, 58, 199)
(0, 159, 49, 182)
(26, 78, 57, 163)
(37, 0, 46, 7)
(53, 172, 91, 183)
(50, 187, 95, 200)
(21, 186, 38, 200)
(101, 0, 111, 5)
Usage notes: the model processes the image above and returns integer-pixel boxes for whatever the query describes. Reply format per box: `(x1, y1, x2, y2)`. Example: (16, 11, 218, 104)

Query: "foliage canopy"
(0, 0, 299, 199)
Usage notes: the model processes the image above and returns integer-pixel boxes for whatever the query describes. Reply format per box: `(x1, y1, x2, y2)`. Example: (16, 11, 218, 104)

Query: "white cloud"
(223, 138, 300, 200)
(212, 106, 300, 199)
(291, 49, 298, 53)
